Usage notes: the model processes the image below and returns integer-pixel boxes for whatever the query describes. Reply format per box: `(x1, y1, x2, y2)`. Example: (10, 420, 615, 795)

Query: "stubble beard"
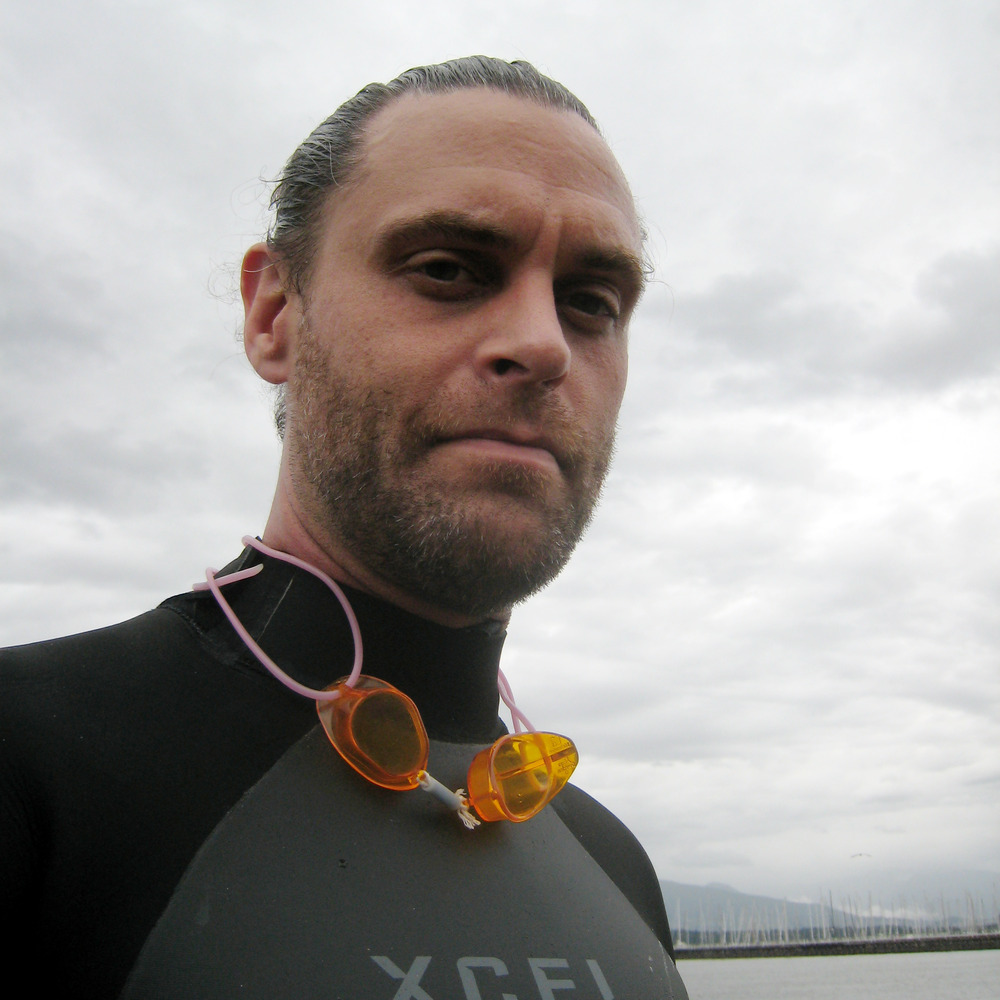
(286, 326, 616, 621)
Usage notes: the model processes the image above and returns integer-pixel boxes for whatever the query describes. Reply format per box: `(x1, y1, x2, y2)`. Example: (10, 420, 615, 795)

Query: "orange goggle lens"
(316, 676, 429, 790)
(466, 732, 579, 823)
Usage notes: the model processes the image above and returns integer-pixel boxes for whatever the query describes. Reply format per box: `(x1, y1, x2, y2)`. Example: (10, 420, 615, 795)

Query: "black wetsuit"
(1, 547, 687, 998)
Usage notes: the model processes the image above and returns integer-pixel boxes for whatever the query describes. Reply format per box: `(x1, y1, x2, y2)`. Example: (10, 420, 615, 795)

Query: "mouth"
(433, 429, 562, 474)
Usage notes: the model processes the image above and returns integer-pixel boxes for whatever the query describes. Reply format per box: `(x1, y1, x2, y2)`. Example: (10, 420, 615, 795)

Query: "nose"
(475, 277, 571, 387)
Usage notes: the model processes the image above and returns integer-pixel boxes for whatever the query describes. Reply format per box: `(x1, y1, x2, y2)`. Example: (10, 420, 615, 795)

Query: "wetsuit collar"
(185, 545, 508, 744)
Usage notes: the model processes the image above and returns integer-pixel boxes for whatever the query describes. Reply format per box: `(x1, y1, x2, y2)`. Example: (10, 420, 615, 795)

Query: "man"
(1, 57, 688, 998)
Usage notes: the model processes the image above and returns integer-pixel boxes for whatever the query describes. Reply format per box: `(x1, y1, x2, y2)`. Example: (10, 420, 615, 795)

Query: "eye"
(565, 290, 617, 317)
(559, 284, 622, 332)
(403, 252, 490, 301)
(420, 258, 465, 283)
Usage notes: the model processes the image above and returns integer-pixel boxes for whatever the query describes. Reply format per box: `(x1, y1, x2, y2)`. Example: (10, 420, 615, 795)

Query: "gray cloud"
(2, 0, 997, 901)
(652, 246, 1000, 405)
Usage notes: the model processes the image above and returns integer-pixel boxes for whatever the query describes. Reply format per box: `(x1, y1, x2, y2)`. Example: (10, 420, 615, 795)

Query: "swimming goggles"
(198, 536, 578, 829)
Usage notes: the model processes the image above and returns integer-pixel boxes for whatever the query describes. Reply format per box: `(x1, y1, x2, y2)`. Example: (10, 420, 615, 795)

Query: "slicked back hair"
(266, 56, 600, 295)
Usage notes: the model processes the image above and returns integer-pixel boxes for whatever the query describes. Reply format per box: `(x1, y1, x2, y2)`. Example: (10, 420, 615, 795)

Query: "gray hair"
(266, 56, 602, 437)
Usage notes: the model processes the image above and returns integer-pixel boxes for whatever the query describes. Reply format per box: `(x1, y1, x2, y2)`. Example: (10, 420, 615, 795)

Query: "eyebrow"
(372, 212, 515, 261)
(579, 246, 648, 304)
(372, 209, 647, 299)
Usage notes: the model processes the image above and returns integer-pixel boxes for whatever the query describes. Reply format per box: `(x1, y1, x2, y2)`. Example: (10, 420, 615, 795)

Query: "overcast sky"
(2, 0, 997, 902)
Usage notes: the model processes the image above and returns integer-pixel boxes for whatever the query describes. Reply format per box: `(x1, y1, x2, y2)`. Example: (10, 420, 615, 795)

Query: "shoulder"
(0, 586, 253, 704)
(0, 606, 203, 826)
(0, 604, 211, 745)
(552, 783, 674, 958)
(0, 598, 245, 850)
(0, 597, 312, 983)
(0, 600, 203, 673)
(0, 607, 183, 723)
(0, 608, 190, 957)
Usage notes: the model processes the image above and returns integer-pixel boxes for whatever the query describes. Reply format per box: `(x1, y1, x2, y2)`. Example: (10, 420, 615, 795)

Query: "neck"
(260, 468, 510, 631)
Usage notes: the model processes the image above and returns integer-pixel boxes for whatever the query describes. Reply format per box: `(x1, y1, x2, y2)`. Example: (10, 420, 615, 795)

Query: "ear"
(241, 243, 300, 384)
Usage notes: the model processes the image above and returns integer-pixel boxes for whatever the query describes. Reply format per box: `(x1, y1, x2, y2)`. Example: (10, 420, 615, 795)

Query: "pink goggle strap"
(196, 536, 363, 701)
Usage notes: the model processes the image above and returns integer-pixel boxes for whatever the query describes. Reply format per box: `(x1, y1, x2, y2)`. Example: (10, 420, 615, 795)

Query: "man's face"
(284, 89, 644, 619)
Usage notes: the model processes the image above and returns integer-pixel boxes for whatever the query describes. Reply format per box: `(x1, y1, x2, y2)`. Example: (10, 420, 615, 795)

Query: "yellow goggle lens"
(466, 732, 578, 823)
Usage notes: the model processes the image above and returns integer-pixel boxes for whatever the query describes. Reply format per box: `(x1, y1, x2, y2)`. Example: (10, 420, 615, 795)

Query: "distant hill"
(660, 880, 833, 940)
(659, 870, 999, 943)
(818, 866, 1000, 913)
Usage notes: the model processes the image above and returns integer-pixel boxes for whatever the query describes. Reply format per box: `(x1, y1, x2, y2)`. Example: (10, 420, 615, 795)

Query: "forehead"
(325, 89, 642, 261)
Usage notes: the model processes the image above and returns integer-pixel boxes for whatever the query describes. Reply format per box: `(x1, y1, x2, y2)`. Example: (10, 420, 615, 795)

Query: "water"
(676, 948, 999, 1000)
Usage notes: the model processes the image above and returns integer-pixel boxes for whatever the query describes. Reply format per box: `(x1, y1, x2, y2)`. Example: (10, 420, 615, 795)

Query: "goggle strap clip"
(417, 770, 481, 830)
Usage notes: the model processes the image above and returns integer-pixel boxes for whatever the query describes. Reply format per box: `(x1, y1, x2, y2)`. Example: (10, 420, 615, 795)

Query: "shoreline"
(675, 932, 1000, 960)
